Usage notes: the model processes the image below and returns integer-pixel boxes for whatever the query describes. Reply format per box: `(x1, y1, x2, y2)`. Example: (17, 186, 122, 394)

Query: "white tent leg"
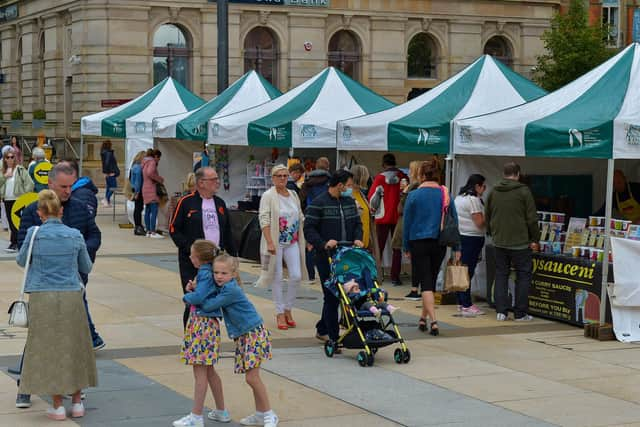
(600, 158, 614, 326)
(336, 149, 341, 170)
(79, 134, 84, 176)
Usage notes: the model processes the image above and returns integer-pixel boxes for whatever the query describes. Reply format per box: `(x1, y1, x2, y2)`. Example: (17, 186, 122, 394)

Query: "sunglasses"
(5, 156, 15, 159)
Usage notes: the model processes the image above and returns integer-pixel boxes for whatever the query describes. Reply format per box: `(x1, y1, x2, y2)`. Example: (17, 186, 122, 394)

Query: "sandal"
(276, 314, 288, 330)
(284, 310, 296, 328)
(418, 317, 427, 332)
(429, 321, 439, 336)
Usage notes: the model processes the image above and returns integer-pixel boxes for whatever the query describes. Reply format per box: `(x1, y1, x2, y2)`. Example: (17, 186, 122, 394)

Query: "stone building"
(0, 0, 576, 161)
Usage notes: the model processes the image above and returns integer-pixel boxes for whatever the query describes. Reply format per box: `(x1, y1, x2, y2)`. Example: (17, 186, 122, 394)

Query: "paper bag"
(444, 261, 470, 292)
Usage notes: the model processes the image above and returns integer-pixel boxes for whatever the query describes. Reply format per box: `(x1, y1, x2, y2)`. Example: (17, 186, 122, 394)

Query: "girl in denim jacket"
(202, 253, 278, 427)
(174, 240, 230, 427)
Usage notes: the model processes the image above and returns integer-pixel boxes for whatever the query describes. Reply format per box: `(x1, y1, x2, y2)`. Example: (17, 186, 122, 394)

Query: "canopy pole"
(600, 158, 615, 326)
(336, 148, 341, 171)
(79, 134, 84, 176)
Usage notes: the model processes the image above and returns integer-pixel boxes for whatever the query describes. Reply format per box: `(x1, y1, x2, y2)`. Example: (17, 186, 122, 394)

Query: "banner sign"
(0, 3, 18, 24)
(529, 253, 611, 326)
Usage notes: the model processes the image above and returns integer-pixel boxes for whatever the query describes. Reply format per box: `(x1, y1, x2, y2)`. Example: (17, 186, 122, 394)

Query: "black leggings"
(3, 200, 18, 245)
(409, 238, 446, 292)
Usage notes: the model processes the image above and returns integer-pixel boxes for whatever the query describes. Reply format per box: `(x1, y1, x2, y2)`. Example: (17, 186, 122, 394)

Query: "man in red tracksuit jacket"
(368, 153, 408, 286)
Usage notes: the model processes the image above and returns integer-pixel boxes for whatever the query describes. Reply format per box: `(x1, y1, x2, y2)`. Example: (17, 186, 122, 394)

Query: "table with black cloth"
(228, 210, 260, 262)
(485, 246, 611, 326)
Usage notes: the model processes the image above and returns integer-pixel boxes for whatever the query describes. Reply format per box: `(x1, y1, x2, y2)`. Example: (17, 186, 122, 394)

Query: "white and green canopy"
(152, 71, 281, 141)
(453, 43, 640, 159)
(207, 67, 394, 148)
(337, 55, 546, 154)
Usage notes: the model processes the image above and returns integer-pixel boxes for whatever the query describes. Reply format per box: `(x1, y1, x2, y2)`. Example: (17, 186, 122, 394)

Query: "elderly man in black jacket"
(170, 166, 236, 327)
(15, 163, 102, 408)
(304, 169, 363, 345)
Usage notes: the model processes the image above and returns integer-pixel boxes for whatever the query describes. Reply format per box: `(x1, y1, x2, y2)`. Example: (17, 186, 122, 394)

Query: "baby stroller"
(323, 246, 410, 367)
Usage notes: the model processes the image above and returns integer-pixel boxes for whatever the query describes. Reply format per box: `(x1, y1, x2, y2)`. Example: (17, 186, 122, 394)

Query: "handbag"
(8, 226, 40, 327)
(156, 182, 168, 198)
(438, 186, 460, 247)
(444, 260, 470, 292)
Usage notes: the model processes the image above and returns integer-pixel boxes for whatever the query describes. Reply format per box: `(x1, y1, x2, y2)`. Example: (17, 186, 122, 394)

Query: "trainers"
(404, 290, 421, 301)
(496, 313, 508, 321)
(315, 333, 329, 343)
(5, 243, 17, 253)
(134, 226, 146, 236)
(240, 413, 265, 426)
(15, 393, 31, 408)
(208, 409, 231, 423)
(71, 402, 85, 418)
(93, 336, 106, 351)
(391, 280, 403, 287)
(173, 413, 204, 427)
(515, 314, 534, 322)
(461, 305, 485, 317)
(264, 412, 279, 427)
(148, 232, 165, 239)
(46, 405, 66, 421)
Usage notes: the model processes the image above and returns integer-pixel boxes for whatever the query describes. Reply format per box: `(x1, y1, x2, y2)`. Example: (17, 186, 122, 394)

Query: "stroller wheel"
(357, 351, 373, 367)
(324, 341, 336, 358)
(367, 353, 375, 366)
(403, 349, 411, 364)
(394, 348, 403, 364)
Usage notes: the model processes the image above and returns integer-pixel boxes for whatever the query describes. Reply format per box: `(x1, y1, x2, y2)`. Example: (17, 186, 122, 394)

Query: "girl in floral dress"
(201, 253, 278, 427)
(174, 240, 230, 427)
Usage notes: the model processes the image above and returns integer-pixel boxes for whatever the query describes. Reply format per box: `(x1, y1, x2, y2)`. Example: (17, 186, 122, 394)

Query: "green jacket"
(0, 165, 34, 199)
(485, 178, 540, 249)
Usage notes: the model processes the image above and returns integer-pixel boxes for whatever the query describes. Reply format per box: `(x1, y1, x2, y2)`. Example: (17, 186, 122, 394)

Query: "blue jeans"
(314, 253, 339, 341)
(105, 175, 117, 202)
(455, 235, 485, 308)
(80, 271, 99, 341)
(144, 202, 159, 232)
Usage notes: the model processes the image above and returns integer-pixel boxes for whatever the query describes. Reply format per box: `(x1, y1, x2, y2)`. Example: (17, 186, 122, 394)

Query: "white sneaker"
(46, 405, 66, 421)
(173, 413, 204, 427)
(208, 409, 231, 423)
(264, 412, 279, 427)
(496, 313, 508, 321)
(71, 402, 85, 418)
(515, 314, 534, 322)
(101, 199, 109, 207)
(240, 413, 265, 426)
(148, 232, 165, 239)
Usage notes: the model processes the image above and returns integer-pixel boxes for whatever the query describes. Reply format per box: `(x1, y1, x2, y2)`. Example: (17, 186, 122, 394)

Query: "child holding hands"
(202, 253, 278, 427)
(174, 240, 230, 427)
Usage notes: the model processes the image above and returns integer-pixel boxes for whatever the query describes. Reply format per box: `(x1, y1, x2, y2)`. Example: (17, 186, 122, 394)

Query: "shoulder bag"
(438, 186, 460, 247)
(8, 226, 40, 327)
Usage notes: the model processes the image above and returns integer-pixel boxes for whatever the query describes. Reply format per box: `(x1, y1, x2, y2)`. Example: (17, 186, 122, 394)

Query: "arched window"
(153, 24, 191, 88)
(328, 30, 361, 80)
(484, 36, 513, 68)
(244, 27, 278, 86)
(407, 33, 437, 79)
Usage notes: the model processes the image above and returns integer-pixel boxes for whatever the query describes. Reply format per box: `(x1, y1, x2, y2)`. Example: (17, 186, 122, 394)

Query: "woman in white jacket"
(257, 164, 308, 330)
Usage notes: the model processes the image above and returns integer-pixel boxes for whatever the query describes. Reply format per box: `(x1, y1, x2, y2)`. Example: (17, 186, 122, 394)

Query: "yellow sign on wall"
(33, 162, 52, 185)
(10, 192, 38, 230)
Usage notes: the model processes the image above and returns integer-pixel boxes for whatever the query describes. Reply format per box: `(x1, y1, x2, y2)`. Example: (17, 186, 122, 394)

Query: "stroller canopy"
(325, 247, 379, 296)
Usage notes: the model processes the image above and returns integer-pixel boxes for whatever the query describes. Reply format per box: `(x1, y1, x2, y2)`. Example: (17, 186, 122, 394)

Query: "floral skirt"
(180, 311, 221, 366)
(234, 325, 272, 374)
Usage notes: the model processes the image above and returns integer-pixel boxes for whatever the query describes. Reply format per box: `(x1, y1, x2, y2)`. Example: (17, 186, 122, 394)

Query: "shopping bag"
(444, 260, 470, 292)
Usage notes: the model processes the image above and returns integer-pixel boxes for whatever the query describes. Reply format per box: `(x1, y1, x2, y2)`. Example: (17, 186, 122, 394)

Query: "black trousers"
(314, 254, 339, 341)
(178, 251, 198, 327)
(408, 238, 446, 292)
(494, 247, 532, 318)
(3, 200, 17, 245)
(133, 193, 144, 228)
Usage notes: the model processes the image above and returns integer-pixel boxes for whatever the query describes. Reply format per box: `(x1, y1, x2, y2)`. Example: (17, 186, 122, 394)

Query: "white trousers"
(273, 242, 302, 314)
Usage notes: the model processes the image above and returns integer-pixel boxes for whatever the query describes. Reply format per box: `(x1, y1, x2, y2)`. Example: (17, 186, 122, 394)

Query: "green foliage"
(33, 109, 46, 120)
(533, 0, 615, 92)
(10, 110, 23, 120)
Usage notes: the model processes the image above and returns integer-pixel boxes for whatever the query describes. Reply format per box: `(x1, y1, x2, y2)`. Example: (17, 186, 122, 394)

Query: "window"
(602, 3, 620, 47)
(328, 30, 361, 80)
(153, 24, 191, 88)
(244, 27, 278, 86)
(484, 36, 513, 68)
(407, 33, 437, 79)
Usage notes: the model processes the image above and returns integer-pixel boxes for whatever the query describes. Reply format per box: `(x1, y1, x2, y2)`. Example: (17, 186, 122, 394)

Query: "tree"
(533, 0, 615, 92)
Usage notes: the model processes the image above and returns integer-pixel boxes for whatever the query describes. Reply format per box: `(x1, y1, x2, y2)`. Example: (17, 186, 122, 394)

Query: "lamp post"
(217, 0, 229, 93)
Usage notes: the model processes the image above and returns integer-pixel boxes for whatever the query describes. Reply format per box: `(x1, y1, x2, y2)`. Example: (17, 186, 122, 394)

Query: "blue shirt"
(182, 263, 223, 318)
(403, 186, 458, 251)
(130, 163, 143, 193)
(201, 279, 263, 339)
(18, 219, 93, 293)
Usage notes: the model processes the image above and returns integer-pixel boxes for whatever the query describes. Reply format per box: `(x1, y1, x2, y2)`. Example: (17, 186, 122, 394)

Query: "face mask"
(340, 187, 353, 198)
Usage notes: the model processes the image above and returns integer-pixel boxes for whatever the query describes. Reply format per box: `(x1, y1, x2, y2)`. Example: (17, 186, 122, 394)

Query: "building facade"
(0, 0, 575, 145)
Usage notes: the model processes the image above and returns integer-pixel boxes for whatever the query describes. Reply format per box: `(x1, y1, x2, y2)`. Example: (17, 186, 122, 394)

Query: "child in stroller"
(342, 279, 397, 317)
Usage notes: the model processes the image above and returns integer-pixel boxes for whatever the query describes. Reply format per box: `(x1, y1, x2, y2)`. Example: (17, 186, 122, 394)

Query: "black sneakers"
(404, 290, 421, 301)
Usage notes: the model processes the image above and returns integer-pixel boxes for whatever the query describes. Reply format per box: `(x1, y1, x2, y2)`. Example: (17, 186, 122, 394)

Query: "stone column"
(369, 17, 407, 103)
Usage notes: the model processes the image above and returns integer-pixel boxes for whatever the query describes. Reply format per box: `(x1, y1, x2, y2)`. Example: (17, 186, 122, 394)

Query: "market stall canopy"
(453, 43, 640, 159)
(80, 77, 205, 139)
(337, 55, 546, 153)
(152, 71, 282, 141)
(207, 67, 395, 148)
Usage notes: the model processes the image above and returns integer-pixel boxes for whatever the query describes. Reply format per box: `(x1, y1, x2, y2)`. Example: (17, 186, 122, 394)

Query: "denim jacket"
(201, 279, 263, 339)
(182, 264, 223, 318)
(17, 219, 93, 293)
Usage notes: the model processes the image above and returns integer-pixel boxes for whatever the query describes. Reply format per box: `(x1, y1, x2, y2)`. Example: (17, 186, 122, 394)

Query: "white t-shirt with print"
(454, 194, 484, 237)
(202, 198, 220, 246)
(278, 193, 299, 246)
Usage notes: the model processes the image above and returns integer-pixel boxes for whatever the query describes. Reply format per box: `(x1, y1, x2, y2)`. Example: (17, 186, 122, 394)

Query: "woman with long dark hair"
(403, 160, 460, 336)
(100, 140, 119, 207)
(454, 174, 487, 316)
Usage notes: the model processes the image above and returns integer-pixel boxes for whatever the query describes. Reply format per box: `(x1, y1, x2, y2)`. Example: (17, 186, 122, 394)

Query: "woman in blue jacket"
(403, 160, 460, 336)
(129, 150, 145, 236)
(17, 190, 96, 421)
